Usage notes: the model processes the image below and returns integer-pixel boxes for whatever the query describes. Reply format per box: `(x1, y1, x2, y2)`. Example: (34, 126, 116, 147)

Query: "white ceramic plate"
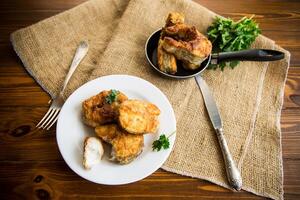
(56, 75, 176, 185)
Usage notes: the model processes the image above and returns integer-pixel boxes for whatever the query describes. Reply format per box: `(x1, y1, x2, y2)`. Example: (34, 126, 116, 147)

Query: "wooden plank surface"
(0, 0, 299, 199)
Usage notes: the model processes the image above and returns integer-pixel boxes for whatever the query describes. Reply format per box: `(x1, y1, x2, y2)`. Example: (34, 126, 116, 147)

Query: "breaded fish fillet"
(95, 124, 144, 164)
(182, 60, 200, 70)
(162, 24, 212, 69)
(157, 12, 185, 74)
(157, 39, 177, 74)
(118, 100, 160, 134)
(161, 12, 185, 39)
(83, 137, 104, 170)
(82, 90, 128, 127)
(165, 12, 185, 27)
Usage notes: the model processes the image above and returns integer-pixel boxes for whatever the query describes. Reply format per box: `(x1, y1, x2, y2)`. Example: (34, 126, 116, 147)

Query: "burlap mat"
(11, 0, 290, 199)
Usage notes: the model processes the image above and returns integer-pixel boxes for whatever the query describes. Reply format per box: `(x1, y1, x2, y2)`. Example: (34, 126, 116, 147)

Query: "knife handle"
(216, 128, 242, 191)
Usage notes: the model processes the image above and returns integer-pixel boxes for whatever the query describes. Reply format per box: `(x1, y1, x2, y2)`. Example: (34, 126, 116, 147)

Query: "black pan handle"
(212, 49, 284, 64)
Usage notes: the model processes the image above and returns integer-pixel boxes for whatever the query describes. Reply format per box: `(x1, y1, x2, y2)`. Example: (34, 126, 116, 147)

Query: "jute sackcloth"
(10, 0, 290, 199)
(11, 0, 130, 98)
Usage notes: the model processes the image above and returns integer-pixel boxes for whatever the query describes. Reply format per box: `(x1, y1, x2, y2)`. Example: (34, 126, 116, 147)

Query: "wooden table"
(0, 0, 299, 199)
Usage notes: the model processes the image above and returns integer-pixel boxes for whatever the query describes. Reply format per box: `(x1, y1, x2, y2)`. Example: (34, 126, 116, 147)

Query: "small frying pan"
(145, 29, 284, 78)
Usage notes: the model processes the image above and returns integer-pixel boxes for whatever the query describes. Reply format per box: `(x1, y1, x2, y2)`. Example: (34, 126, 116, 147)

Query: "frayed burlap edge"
(10, 36, 54, 98)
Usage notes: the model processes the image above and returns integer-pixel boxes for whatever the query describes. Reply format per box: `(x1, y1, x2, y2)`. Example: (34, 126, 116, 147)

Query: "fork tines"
(36, 108, 60, 130)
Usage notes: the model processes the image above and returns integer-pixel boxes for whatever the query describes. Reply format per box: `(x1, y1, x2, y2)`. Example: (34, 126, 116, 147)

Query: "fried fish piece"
(162, 24, 212, 69)
(161, 12, 185, 39)
(157, 39, 177, 74)
(163, 23, 190, 40)
(95, 124, 144, 164)
(182, 60, 200, 70)
(83, 137, 104, 170)
(165, 12, 185, 27)
(82, 90, 128, 127)
(118, 100, 160, 134)
(157, 12, 185, 74)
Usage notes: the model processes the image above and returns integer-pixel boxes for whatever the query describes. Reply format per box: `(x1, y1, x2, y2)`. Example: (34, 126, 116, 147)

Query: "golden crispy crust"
(163, 23, 191, 39)
(94, 124, 118, 142)
(95, 124, 144, 164)
(82, 90, 128, 127)
(157, 39, 177, 74)
(162, 24, 212, 69)
(165, 12, 185, 27)
(118, 100, 160, 134)
(157, 12, 184, 74)
(182, 60, 201, 70)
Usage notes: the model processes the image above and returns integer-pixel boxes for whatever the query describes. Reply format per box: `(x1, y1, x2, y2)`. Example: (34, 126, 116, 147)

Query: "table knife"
(195, 75, 242, 191)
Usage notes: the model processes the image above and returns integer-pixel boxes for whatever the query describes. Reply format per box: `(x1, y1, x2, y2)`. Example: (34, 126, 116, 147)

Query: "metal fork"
(36, 41, 89, 130)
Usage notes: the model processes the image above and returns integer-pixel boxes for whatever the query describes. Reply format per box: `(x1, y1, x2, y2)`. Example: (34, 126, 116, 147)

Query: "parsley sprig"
(105, 89, 119, 104)
(152, 131, 176, 151)
(207, 16, 261, 70)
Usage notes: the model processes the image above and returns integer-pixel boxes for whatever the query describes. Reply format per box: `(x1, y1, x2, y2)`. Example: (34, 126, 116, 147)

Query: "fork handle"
(61, 41, 89, 93)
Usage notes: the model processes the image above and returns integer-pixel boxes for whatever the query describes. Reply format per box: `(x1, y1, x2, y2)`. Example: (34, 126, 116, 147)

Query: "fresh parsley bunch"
(207, 16, 261, 70)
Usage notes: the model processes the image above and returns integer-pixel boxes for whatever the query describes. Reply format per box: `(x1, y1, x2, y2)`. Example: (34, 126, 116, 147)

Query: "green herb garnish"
(105, 89, 119, 104)
(152, 131, 176, 151)
(207, 16, 261, 70)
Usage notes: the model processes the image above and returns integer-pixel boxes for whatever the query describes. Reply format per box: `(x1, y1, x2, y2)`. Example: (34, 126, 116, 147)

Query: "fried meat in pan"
(162, 24, 212, 69)
(95, 124, 144, 164)
(163, 24, 212, 67)
(157, 12, 185, 74)
(165, 12, 185, 27)
(182, 60, 200, 70)
(157, 39, 177, 74)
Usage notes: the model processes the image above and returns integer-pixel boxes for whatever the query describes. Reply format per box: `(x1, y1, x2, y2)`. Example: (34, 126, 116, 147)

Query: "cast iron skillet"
(145, 29, 285, 79)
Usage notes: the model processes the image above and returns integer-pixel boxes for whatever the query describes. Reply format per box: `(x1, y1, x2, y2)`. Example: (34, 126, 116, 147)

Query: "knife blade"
(195, 75, 222, 130)
(195, 75, 242, 191)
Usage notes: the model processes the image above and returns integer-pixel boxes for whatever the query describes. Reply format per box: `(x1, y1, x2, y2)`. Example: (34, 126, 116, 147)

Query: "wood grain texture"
(0, 0, 299, 199)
